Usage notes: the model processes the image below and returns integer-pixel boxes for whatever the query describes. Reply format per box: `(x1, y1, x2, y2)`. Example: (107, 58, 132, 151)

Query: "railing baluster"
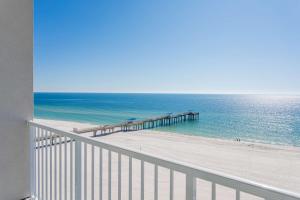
(59, 136, 62, 200)
(186, 174, 196, 200)
(30, 126, 34, 197)
(70, 139, 74, 200)
(91, 145, 95, 200)
(212, 183, 216, 200)
(118, 153, 121, 200)
(54, 134, 57, 200)
(170, 169, 174, 200)
(236, 189, 240, 200)
(193, 178, 197, 200)
(40, 129, 44, 198)
(64, 136, 67, 200)
(154, 164, 158, 200)
(50, 132, 53, 200)
(45, 131, 48, 200)
(108, 150, 112, 200)
(129, 156, 132, 200)
(38, 128, 41, 199)
(39, 129, 41, 199)
(42, 129, 45, 200)
(141, 160, 144, 200)
(84, 143, 87, 200)
(33, 127, 37, 197)
(99, 148, 103, 200)
(75, 141, 82, 200)
(29, 126, 34, 198)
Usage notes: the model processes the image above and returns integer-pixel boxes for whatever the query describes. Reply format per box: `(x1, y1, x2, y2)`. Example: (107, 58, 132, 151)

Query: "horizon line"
(33, 91, 300, 96)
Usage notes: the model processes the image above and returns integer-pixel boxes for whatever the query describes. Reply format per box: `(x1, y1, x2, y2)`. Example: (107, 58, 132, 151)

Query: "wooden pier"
(73, 111, 199, 137)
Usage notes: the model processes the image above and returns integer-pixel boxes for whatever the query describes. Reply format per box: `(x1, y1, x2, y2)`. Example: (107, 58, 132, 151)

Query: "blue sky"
(34, 0, 300, 94)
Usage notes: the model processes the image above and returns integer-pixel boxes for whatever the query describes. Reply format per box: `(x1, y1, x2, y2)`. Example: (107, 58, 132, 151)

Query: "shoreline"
(34, 118, 300, 193)
(34, 118, 300, 151)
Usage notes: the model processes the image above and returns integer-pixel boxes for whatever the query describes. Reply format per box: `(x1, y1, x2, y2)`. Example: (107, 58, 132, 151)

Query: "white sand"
(34, 118, 300, 198)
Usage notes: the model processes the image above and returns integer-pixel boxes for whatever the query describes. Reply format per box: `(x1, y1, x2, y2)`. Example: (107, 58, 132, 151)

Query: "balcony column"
(0, 0, 33, 199)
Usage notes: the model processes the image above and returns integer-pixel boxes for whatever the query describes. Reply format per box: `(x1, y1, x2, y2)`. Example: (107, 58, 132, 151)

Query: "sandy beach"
(34, 118, 300, 197)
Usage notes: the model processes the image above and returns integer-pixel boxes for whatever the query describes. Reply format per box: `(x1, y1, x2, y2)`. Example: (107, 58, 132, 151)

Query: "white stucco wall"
(0, 0, 33, 199)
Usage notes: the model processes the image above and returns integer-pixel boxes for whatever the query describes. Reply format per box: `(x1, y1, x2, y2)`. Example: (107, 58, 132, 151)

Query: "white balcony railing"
(28, 121, 300, 200)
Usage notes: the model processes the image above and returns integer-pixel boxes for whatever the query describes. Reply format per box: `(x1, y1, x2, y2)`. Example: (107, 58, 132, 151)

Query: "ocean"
(34, 93, 300, 147)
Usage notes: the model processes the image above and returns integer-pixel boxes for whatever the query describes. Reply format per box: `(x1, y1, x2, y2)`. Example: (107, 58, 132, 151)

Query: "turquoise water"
(34, 93, 300, 147)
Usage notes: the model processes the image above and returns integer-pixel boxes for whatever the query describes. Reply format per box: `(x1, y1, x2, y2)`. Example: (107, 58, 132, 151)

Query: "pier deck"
(73, 111, 199, 137)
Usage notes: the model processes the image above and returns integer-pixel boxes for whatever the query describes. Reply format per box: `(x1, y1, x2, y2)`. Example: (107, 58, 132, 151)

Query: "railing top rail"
(28, 120, 300, 200)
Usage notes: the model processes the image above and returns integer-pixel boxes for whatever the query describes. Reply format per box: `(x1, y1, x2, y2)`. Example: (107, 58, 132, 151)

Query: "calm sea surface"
(34, 93, 300, 147)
